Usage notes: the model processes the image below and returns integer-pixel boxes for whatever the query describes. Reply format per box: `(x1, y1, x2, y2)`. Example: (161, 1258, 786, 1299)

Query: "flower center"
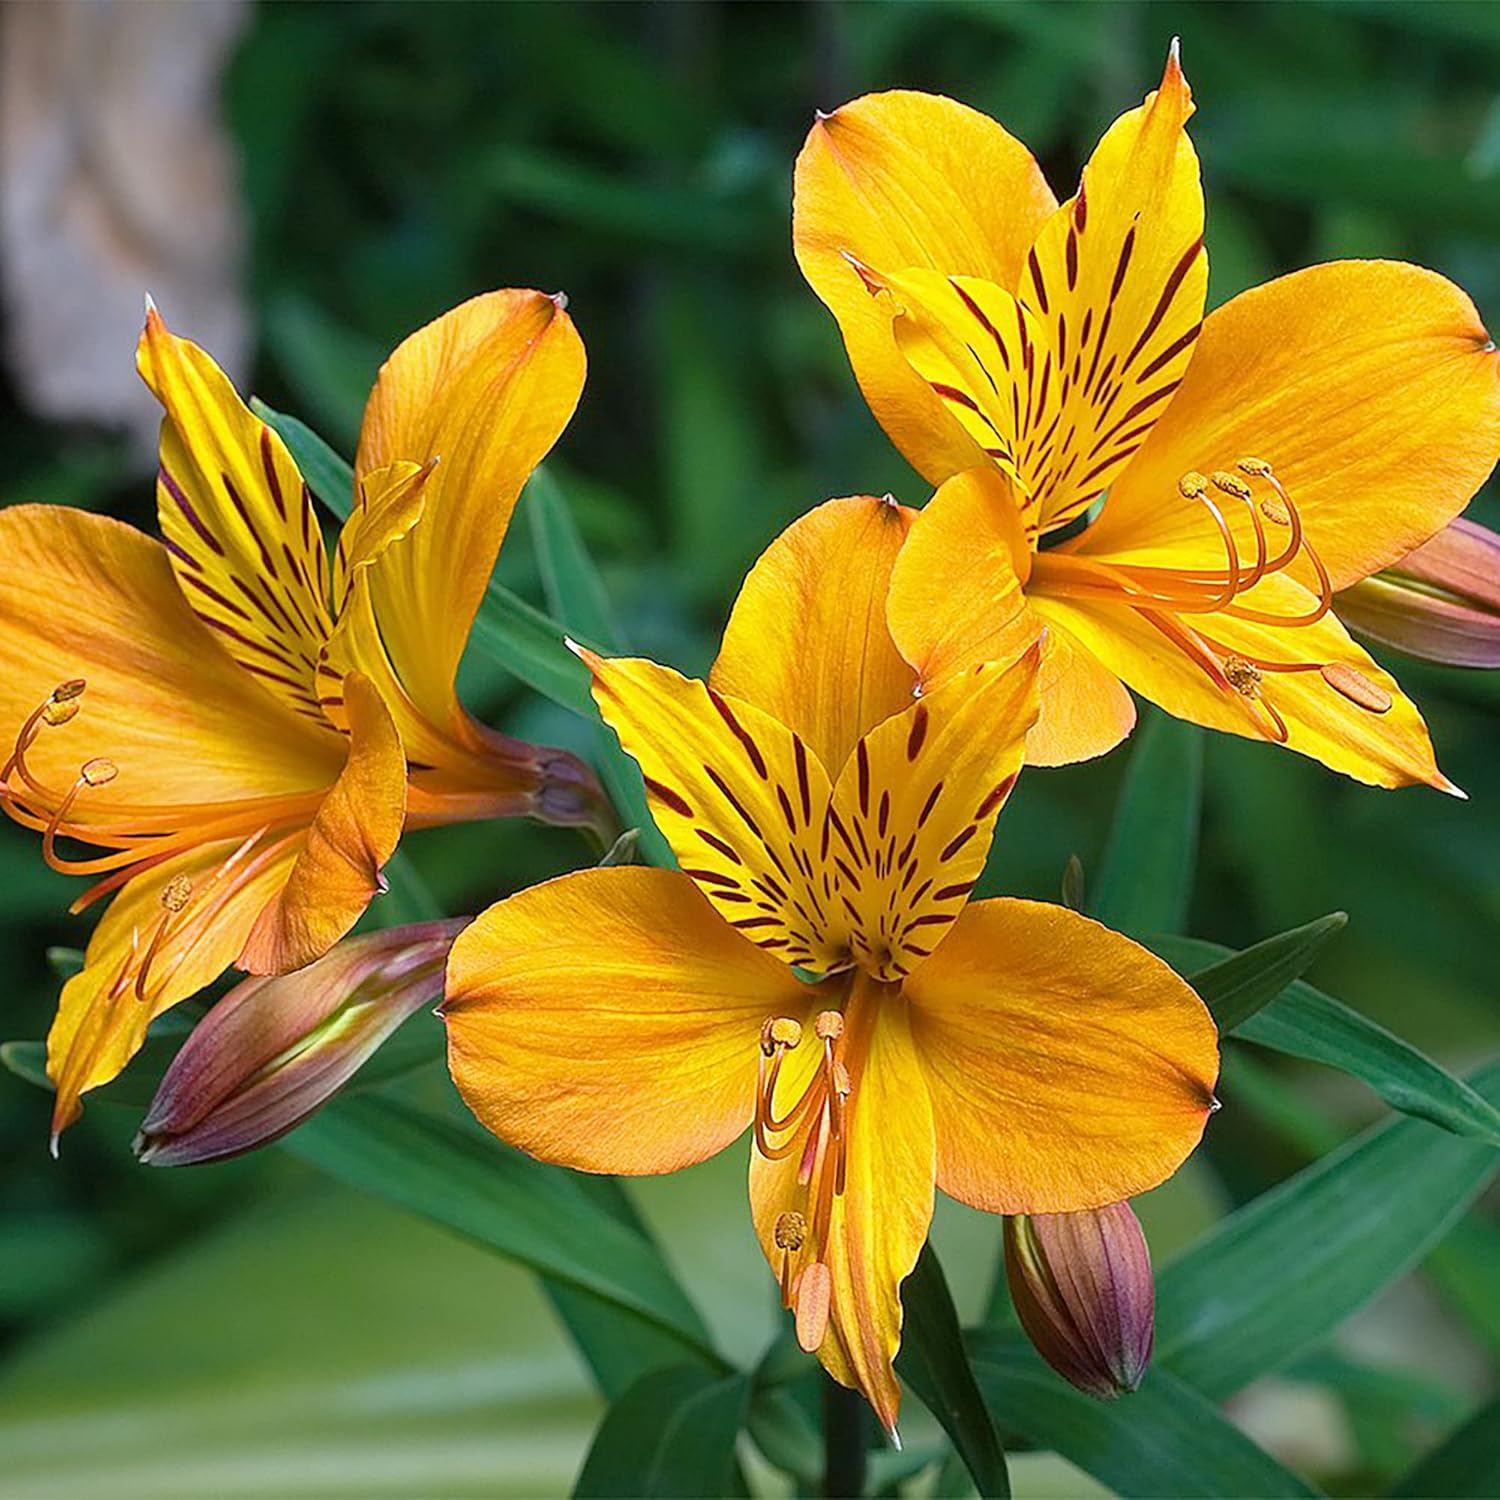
(1033, 458, 1392, 741)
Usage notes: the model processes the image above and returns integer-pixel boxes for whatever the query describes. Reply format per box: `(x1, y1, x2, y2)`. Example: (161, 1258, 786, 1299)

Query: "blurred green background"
(2, 2, 1498, 1495)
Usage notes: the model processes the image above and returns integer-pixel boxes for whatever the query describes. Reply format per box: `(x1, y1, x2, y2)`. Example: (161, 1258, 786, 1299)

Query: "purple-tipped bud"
(135, 921, 464, 1167)
(1336, 517, 1500, 669)
(1004, 1201, 1154, 1400)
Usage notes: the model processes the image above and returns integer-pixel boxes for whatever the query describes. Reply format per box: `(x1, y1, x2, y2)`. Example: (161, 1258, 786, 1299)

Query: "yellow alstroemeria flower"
(793, 47, 1500, 788)
(443, 496, 1218, 1432)
(0, 289, 605, 1145)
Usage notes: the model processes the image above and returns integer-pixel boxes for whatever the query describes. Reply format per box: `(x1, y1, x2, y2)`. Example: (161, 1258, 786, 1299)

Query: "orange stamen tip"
(1319, 662, 1392, 715)
(774, 1210, 808, 1251)
(1177, 470, 1209, 500)
(1210, 470, 1252, 502)
(762, 1016, 803, 1055)
(813, 1009, 844, 1041)
(41, 700, 79, 727)
(80, 758, 118, 787)
(1237, 457, 1273, 477)
(160, 875, 193, 913)
(1259, 495, 1291, 526)
(794, 1260, 832, 1352)
(1223, 655, 1262, 699)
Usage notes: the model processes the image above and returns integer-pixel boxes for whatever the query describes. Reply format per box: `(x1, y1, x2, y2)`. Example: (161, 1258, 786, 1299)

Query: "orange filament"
(1035, 459, 1379, 741)
(2, 680, 321, 904)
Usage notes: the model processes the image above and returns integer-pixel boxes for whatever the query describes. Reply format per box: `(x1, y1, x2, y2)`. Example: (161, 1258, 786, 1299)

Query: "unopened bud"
(1336, 517, 1500, 669)
(1004, 1201, 1154, 1400)
(134, 920, 465, 1166)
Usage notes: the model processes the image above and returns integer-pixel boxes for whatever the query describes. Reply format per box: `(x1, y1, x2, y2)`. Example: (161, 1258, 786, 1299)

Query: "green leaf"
(896, 1244, 1010, 1498)
(377, 850, 444, 925)
(284, 1093, 717, 1360)
(573, 1364, 750, 1499)
(528, 466, 622, 650)
(2, 1028, 189, 1112)
(1389, 1394, 1500, 1498)
(1153, 933, 1500, 1144)
(966, 1332, 1316, 1498)
(1155, 914, 1347, 1032)
(1090, 711, 1202, 935)
(1155, 1058, 1500, 1400)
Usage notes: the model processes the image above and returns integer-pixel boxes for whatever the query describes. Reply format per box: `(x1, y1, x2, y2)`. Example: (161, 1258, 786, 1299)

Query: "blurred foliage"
(3, 2, 1500, 1496)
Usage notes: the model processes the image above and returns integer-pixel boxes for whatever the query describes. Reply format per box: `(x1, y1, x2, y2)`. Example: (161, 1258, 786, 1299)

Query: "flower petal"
(710, 494, 918, 773)
(583, 648, 845, 973)
(238, 672, 408, 975)
(137, 307, 337, 733)
(1032, 575, 1450, 791)
(45, 835, 299, 1144)
(793, 90, 1056, 485)
(1082, 261, 1500, 590)
(827, 648, 1040, 981)
(904, 898, 1218, 1213)
(750, 985, 934, 1434)
(0, 504, 340, 806)
(353, 289, 585, 738)
(443, 866, 817, 1174)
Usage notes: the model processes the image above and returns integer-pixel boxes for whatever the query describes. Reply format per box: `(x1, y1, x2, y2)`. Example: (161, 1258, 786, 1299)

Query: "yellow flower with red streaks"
(0, 289, 605, 1145)
(442, 496, 1218, 1432)
(793, 46, 1500, 790)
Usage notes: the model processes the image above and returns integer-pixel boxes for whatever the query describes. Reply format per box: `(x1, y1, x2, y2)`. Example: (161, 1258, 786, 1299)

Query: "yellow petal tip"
(1436, 772, 1469, 801)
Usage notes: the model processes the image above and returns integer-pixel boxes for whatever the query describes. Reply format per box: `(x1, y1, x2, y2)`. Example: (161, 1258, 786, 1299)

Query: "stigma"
(1034, 458, 1393, 743)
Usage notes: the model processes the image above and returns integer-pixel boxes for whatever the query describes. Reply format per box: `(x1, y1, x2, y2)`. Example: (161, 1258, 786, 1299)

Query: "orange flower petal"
(1082, 261, 1500, 590)
(904, 898, 1218, 1213)
(0, 504, 339, 806)
(443, 866, 817, 1174)
(45, 835, 299, 1144)
(354, 289, 585, 740)
(750, 981, 934, 1435)
(238, 672, 408, 975)
(711, 495, 918, 773)
(1032, 576, 1450, 792)
(793, 90, 1056, 485)
(137, 307, 339, 734)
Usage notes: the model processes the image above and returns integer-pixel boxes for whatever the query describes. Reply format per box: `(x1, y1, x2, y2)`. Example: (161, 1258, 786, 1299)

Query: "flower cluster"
(3, 49, 1496, 1431)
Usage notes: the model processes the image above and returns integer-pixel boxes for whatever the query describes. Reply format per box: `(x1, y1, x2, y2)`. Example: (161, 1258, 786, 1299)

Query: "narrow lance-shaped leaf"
(1089, 710, 1203, 935)
(1155, 1058, 1500, 1400)
(1389, 1392, 1500, 1499)
(896, 1242, 1011, 1498)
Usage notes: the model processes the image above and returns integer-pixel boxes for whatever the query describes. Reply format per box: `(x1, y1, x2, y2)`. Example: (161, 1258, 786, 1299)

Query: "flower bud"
(1336, 517, 1500, 669)
(135, 920, 465, 1167)
(1004, 1201, 1154, 1400)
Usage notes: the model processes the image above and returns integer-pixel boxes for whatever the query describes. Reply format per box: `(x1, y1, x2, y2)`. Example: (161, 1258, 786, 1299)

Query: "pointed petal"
(1032, 576, 1449, 791)
(0, 504, 340, 806)
(793, 90, 1056, 485)
(45, 835, 299, 1141)
(353, 289, 585, 737)
(583, 649, 846, 973)
(1083, 261, 1500, 590)
(137, 308, 337, 733)
(1025, 602, 1139, 766)
(710, 495, 919, 773)
(443, 866, 817, 1173)
(331, 461, 432, 616)
(905, 898, 1218, 1213)
(238, 672, 408, 975)
(750, 987, 935, 1434)
(827, 646, 1040, 981)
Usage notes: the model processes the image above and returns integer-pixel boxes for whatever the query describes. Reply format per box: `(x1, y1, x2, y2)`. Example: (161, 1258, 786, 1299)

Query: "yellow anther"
(80, 757, 118, 787)
(41, 699, 79, 727)
(1177, 471, 1209, 500)
(1320, 662, 1393, 714)
(1223, 655, 1262, 698)
(1237, 457, 1273, 476)
(51, 680, 86, 704)
(160, 875, 193, 913)
(1259, 496, 1292, 526)
(1211, 470, 1253, 501)
(761, 1016, 803, 1056)
(814, 1010, 845, 1041)
(774, 1210, 807, 1251)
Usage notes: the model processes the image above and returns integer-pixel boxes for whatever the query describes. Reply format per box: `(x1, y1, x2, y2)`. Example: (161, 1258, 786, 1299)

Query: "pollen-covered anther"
(774, 1210, 807, 1252)
(760, 1015, 804, 1056)
(813, 1009, 845, 1042)
(1210, 470, 1253, 501)
(41, 699, 79, 728)
(1259, 495, 1292, 526)
(1320, 662, 1393, 714)
(1177, 471, 1209, 500)
(80, 758, 118, 788)
(1236, 457, 1274, 477)
(160, 875, 193, 913)
(1223, 655, 1262, 698)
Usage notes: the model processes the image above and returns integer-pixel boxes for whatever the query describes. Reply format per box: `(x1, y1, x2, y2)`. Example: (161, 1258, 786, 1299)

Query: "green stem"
(822, 1373, 868, 1498)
